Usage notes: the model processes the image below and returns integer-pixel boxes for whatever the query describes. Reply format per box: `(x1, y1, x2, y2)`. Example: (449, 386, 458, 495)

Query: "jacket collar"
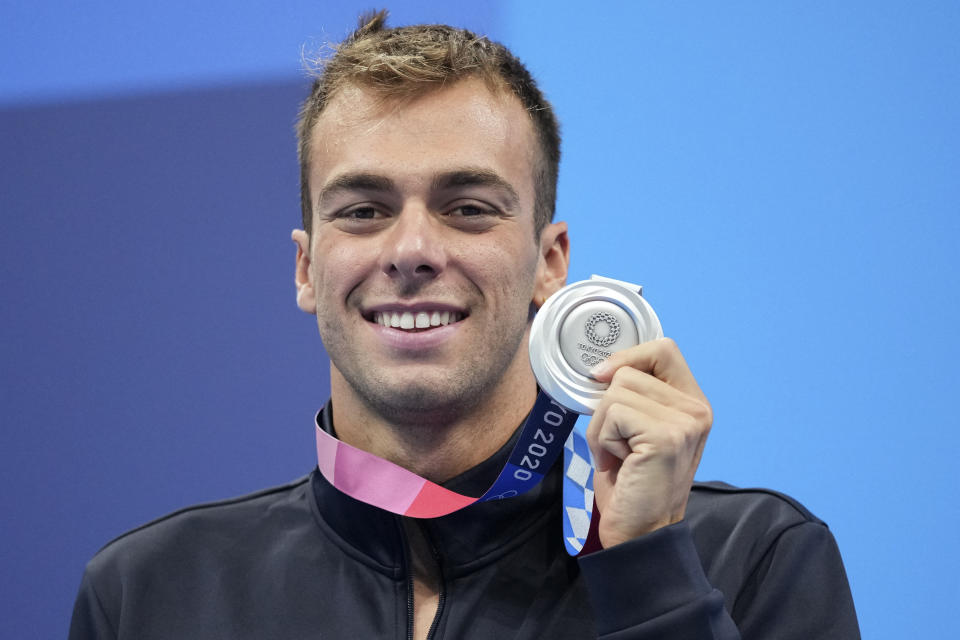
(310, 399, 563, 578)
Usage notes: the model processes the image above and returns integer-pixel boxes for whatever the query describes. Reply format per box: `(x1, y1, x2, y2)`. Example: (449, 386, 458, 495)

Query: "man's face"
(293, 78, 567, 421)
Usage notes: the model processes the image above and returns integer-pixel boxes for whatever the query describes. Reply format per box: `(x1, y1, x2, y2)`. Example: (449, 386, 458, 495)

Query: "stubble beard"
(321, 311, 531, 430)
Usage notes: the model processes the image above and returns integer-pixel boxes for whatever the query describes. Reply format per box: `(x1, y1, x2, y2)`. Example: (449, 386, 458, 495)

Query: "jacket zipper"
(406, 566, 415, 640)
(401, 519, 447, 640)
(422, 522, 446, 640)
(402, 521, 415, 640)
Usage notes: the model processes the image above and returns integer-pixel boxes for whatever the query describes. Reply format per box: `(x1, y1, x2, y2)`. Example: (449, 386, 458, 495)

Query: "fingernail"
(589, 361, 612, 379)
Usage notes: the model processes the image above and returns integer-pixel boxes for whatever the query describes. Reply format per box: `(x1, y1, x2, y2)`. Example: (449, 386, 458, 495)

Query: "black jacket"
(70, 410, 860, 639)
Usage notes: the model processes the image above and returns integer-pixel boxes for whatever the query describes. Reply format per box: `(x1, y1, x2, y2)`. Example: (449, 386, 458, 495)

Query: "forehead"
(307, 77, 537, 204)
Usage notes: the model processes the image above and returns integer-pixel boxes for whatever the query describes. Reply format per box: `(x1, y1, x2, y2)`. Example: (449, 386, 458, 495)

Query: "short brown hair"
(296, 10, 561, 236)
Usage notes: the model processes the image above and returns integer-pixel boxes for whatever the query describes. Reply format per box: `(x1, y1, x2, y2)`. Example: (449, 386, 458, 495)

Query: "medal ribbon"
(315, 391, 596, 555)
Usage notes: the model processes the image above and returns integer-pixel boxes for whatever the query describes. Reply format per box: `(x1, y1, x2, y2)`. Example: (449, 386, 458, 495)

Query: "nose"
(379, 205, 447, 284)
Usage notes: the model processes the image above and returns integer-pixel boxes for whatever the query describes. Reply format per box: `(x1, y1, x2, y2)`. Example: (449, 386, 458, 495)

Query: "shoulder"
(688, 480, 824, 530)
(687, 480, 828, 554)
(85, 475, 314, 583)
(685, 481, 836, 598)
(72, 476, 332, 637)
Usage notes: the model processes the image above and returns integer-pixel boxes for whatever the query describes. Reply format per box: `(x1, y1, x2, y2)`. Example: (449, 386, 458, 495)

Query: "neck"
(329, 364, 538, 483)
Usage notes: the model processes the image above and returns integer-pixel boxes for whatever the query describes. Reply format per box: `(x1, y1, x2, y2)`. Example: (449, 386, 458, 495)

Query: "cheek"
(461, 240, 540, 300)
(312, 241, 372, 299)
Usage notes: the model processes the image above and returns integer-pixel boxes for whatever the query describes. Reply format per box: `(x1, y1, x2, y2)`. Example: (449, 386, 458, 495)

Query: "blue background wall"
(2, 2, 957, 638)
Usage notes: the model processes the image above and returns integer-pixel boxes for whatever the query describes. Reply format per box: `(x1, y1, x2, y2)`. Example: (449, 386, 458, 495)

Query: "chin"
(371, 380, 478, 421)
(338, 365, 497, 425)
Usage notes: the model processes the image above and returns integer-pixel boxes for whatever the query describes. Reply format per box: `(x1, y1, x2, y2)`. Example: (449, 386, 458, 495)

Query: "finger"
(587, 385, 711, 472)
(604, 366, 711, 419)
(592, 383, 695, 431)
(590, 337, 707, 402)
(588, 387, 673, 470)
(587, 401, 646, 472)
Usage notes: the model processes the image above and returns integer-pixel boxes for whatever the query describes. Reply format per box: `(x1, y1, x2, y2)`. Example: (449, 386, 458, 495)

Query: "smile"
(372, 310, 464, 331)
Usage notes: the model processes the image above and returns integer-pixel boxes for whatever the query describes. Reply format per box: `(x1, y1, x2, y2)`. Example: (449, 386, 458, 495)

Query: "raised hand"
(586, 338, 713, 548)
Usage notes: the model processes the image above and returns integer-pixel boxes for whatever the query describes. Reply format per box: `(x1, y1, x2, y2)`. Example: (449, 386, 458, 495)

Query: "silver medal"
(529, 275, 663, 415)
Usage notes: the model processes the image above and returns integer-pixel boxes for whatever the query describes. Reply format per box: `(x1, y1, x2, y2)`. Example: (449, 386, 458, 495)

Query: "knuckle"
(609, 366, 631, 388)
(692, 399, 713, 428)
(605, 401, 627, 424)
(682, 414, 703, 441)
(659, 336, 679, 354)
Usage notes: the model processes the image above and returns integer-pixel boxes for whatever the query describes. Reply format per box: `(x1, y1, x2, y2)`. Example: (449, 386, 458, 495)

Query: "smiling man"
(70, 11, 860, 640)
(292, 72, 568, 484)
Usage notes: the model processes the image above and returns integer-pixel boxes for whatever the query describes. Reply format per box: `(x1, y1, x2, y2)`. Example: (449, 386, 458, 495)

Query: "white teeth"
(372, 310, 464, 330)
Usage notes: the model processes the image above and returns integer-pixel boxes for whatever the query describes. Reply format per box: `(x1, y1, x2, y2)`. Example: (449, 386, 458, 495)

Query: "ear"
(533, 221, 570, 306)
(292, 229, 317, 314)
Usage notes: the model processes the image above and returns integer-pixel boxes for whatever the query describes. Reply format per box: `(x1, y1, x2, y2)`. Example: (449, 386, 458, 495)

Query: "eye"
(444, 202, 501, 232)
(326, 204, 391, 234)
(448, 202, 500, 218)
(451, 204, 488, 217)
(340, 206, 381, 220)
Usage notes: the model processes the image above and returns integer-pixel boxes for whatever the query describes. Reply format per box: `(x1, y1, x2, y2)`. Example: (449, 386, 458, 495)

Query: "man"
(70, 11, 859, 639)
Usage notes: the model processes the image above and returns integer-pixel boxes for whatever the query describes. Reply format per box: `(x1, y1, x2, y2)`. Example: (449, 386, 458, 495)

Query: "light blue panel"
(0, 1, 502, 104)
(504, 2, 959, 638)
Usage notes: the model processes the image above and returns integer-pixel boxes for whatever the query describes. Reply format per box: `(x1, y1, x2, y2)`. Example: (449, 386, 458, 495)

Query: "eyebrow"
(315, 173, 396, 210)
(314, 168, 521, 213)
(432, 169, 521, 211)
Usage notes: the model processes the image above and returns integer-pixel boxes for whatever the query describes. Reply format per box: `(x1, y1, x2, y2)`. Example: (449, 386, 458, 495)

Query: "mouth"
(366, 309, 466, 332)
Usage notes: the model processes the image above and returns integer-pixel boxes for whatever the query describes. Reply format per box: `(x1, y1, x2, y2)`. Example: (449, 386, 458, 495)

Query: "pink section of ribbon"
(316, 427, 427, 515)
(315, 426, 481, 517)
(406, 480, 476, 518)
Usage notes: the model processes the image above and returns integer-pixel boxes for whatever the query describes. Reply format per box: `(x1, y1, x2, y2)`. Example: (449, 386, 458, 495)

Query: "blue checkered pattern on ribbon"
(562, 427, 595, 555)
